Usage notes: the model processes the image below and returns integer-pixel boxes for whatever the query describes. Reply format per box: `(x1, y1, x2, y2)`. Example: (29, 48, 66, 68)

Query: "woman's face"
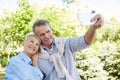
(23, 36, 40, 57)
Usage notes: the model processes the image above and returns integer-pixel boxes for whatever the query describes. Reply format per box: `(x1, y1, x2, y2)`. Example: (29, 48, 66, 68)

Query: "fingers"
(91, 14, 104, 28)
(91, 14, 102, 22)
(97, 17, 104, 27)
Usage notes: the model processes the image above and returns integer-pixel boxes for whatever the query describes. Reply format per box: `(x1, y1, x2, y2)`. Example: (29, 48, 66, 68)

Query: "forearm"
(84, 13, 103, 45)
(32, 60, 38, 67)
(32, 53, 39, 67)
(84, 26, 97, 45)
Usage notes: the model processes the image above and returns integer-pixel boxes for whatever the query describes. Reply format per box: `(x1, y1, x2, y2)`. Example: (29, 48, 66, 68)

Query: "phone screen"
(77, 11, 97, 26)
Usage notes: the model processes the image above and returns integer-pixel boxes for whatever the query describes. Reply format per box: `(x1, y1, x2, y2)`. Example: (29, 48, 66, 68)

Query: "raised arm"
(84, 14, 104, 45)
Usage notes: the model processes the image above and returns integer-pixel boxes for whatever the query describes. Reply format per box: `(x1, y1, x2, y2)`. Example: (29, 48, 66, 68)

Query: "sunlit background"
(0, 0, 120, 22)
(0, 0, 120, 80)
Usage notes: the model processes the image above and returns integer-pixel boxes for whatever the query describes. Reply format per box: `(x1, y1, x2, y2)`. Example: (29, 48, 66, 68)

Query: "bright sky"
(80, 0, 120, 22)
(0, 0, 120, 22)
(0, 0, 18, 15)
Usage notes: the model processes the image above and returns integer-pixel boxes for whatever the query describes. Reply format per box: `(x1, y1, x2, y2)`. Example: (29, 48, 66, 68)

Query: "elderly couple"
(5, 14, 104, 80)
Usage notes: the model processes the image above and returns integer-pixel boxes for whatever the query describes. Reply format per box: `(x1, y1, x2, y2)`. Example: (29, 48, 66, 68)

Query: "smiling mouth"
(44, 39, 50, 42)
(29, 46, 35, 51)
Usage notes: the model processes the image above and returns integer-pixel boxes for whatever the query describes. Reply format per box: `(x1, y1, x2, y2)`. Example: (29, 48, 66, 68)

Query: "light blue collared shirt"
(38, 36, 89, 80)
(5, 51, 43, 80)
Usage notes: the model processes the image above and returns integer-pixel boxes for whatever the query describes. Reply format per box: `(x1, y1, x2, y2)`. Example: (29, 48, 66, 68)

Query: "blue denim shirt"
(38, 36, 89, 80)
(5, 51, 43, 80)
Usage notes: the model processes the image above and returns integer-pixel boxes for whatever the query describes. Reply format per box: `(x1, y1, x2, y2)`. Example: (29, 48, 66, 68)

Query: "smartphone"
(77, 11, 97, 26)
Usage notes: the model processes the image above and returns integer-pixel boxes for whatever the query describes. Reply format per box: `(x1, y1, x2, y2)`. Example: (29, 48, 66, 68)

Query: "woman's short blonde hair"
(24, 32, 41, 44)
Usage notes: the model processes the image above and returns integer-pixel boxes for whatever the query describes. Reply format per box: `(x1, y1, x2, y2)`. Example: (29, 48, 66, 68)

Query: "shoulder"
(8, 54, 21, 64)
(55, 37, 68, 43)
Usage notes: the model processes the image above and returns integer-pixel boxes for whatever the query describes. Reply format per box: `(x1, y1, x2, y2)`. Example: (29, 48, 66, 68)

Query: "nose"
(32, 44, 36, 48)
(44, 33, 49, 38)
(32, 44, 38, 50)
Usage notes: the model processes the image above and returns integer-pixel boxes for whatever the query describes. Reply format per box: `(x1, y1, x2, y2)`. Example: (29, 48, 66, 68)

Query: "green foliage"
(0, 73, 4, 79)
(10, 0, 34, 44)
(96, 19, 120, 42)
(0, 0, 34, 67)
(0, 0, 78, 67)
(38, 5, 77, 37)
(0, 0, 120, 80)
(104, 52, 120, 80)
(1, 57, 7, 67)
(98, 41, 120, 80)
(76, 48, 108, 80)
(116, 40, 120, 53)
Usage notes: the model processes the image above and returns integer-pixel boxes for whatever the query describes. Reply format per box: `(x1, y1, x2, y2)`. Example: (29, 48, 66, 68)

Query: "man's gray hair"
(32, 19, 51, 33)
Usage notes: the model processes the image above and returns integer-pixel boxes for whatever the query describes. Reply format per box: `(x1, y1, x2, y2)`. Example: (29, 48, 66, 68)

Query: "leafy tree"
(0, 0, 34, 67)
(36, 4, 77, 37)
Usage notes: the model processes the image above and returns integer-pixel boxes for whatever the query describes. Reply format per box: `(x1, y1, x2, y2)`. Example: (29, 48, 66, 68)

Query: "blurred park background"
(0, 0, 120, 80)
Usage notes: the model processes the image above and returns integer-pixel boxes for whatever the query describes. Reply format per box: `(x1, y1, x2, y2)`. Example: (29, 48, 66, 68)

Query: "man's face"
(34, 24, 54, 48)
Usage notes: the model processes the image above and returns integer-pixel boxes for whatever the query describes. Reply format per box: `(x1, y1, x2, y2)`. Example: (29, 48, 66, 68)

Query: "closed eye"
(36, 43, 39, 46)
(30, 40, 34, 43)
(46, 30, 50, 33)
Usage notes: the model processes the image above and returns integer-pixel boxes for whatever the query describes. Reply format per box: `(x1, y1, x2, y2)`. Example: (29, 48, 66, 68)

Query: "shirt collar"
(19, 51, 32, 65)
(41, 38, 56, 50)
